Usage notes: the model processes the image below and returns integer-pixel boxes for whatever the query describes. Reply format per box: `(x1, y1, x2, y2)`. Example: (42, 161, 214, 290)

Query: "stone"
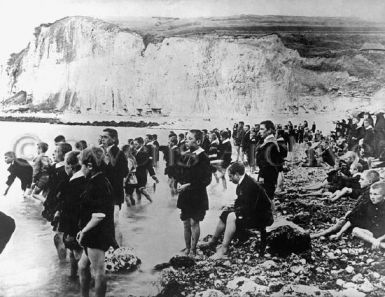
(169, 255, 196, 268)
(336, 279, 345, 287)
(104, 247, 141, 273)
(267, 225, 311, 257)
(268, 282, 285, 293)
(290, 265, 306, 274)
(195, 289, 225, 297)
(338, 288, 366, 297)
(226, 277, 268, 295)
(260, 260, 277, 269)
(345, 266, 354, 274)
(359, 280, 374, 293)
(214, 280, 223, 288)
(352, 273, 364, 283)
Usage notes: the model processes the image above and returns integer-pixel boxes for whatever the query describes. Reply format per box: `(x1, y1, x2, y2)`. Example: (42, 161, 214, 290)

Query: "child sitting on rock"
(327, 168, 378, 202)
(312, 182, 385, 249)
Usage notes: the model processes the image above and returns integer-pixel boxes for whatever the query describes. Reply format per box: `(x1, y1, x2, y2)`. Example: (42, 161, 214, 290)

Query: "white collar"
(192, 147, 204, 155)
(211, 139, 219, 145)
(263, 134, 275, 144)
(171, 145, 178, 149)
(136, 146, 143, 153)
(55, 161, 65, 168)
(238, 173, 246, 185)
(70, 170, 84, 181)
(222, 139, 230, 144)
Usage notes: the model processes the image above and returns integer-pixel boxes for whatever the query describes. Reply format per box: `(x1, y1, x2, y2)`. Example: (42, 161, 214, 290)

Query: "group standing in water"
(2, 111, 385, 297)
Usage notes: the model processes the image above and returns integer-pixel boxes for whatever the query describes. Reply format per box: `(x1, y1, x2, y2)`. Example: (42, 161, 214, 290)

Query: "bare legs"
(210, 213, 237, 259)
(78, 248, 106, 297)
(183, 218, 200, 257)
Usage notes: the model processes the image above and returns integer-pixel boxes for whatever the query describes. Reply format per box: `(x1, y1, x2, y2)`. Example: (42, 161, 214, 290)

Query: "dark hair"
(152, 134, 158, 140)
(260, 120, 276, 134)
(134, 137, 144, 145)
(220, 130, 229, 139)
(4, 151, 15, 158)
(58, 143, 72, 156)
(202, 129, 208, 134)
(239, 121, 244, 125)
(228, 162, 245, 175)
(169, 136, 178, 146)
(190, 129, 203, 143)
(75, 140, 87, 151)
(103, 128, 119, 145)
(65, 151, 81, 171)
(37, 142, 49, 153)
(178, 133, 185, 139)
(54, 135, 66, 144)
(146, 134, 153, 141)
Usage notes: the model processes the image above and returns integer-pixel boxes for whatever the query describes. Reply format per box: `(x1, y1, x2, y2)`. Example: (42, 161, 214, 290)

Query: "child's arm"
(330, 221, 352, 240)
(372, 234, 385, 249)
(330, 187, 352, 202)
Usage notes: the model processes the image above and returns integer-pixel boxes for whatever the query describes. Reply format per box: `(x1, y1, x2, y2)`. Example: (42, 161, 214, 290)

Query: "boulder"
(267, 225, 311, 257)
(154, 255, 196, 271)
(104, 247, 141, 273)
(227, 276, 268, 295)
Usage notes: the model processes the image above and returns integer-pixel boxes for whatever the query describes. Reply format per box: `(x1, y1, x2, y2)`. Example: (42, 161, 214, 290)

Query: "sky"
(0, 0, 384, 62)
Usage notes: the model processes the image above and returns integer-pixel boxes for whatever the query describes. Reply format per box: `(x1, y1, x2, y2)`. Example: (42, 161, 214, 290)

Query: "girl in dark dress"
(77, 147, 114, 297)
(57, 151, 86, 278)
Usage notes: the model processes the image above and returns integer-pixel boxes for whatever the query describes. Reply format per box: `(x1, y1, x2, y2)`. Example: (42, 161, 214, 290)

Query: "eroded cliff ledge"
(1, 15, 384, 116)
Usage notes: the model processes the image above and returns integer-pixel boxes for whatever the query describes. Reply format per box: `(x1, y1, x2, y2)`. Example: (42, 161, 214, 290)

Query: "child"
(31, 142, 52, 195)
(311, 170, 380, 239)
(329, 181, 385, 249)
(4, 151, 33, 196)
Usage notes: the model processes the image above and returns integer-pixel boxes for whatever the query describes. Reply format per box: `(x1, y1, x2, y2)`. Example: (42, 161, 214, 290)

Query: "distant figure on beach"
(177, 130, 212, 257)
(3, 151, 33, 197)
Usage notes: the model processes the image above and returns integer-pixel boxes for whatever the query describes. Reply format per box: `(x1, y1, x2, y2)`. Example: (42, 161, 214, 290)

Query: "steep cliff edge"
(1, 16, 384, 117)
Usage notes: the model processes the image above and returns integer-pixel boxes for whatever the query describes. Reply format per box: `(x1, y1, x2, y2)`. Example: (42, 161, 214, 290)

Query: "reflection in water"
(0, 122, 236, 297)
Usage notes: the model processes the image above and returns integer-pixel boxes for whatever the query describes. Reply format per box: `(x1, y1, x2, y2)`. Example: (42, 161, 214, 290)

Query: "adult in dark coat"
(177, 130, 212, 257)
(4, 152, 33, 196)
(100, 128, 128, 248)
(256, 120, 284, 199)
(201, 162, 273, 259)
(134, 137, 159, 203)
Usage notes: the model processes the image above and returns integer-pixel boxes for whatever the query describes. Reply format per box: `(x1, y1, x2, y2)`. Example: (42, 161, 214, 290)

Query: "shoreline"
(0, 110, 345, 132)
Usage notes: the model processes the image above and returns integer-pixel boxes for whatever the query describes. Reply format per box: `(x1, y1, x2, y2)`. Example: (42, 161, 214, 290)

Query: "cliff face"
(1, 16, 385, 116)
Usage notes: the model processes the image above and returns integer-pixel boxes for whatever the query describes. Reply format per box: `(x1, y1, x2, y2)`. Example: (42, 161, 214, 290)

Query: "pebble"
(366, 259, 374, 264)
(345, 266, 354, 274)
(336, 279, 345, 286)
(327, 252, 336, 259)
(359, 280, 374, 293)
(260, 260, 277, 269)
(352, 273, 364, 283)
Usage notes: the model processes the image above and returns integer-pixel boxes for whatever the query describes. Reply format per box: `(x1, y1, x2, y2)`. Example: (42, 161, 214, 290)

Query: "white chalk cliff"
(1, 16, 384, 116)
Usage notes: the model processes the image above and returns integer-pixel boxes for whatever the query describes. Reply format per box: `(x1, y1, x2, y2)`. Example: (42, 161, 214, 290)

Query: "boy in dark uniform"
(4, 151, 33, 196)
(177, 130, 212, 257)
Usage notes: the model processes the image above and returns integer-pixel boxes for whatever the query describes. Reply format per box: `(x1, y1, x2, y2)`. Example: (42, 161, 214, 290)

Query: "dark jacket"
(177, 149, 212, 211)
(104, 145, 128, 205)
(58, 174, 87, 236)
(135, 146, 156, 187)
(218, 140, 232, 168)
(42, 164, 68, 223)
(6, 158, 33, 190)
(234, 174, 273, 229)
